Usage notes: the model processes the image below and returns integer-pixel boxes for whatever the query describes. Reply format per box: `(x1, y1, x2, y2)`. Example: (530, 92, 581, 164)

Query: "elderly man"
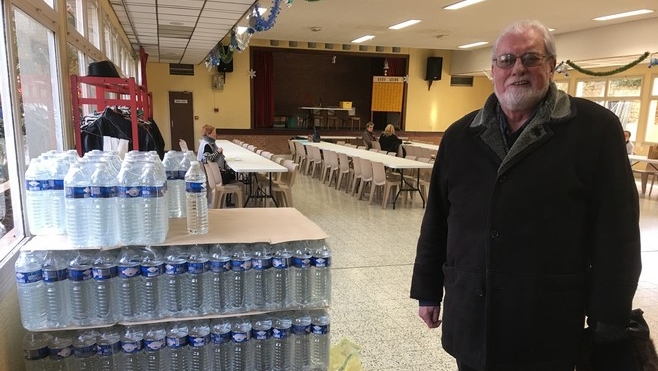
(410, 20, 641, 371)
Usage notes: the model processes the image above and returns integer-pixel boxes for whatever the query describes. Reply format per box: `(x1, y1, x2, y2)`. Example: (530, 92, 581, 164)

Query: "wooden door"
(169, 91, 194, 151)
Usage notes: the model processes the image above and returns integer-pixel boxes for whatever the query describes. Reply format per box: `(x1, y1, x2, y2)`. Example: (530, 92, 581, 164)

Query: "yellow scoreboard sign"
(371, 76, 404, 112)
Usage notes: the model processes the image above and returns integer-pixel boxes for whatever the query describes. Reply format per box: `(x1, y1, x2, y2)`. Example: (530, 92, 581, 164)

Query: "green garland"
(218, 44, 233, 64)
(565, 52, 649, 76)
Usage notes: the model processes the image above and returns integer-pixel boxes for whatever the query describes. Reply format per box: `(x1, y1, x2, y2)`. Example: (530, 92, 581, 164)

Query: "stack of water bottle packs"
(23, 310, 330, 371)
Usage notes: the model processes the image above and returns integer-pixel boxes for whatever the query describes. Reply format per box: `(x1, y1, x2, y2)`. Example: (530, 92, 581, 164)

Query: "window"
(66, 0, 84, 34)
(646, 76, 658, 143)
(554, 80, 569, 93)
(86, 0, 100, 48)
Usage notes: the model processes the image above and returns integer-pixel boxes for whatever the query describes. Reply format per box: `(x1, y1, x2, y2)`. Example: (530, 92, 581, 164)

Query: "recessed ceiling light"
(458, 41, 488, 49)
(444, 0, 486, 10)
(351, 35, 375, 43)
(388, 19, 421, 30)
(593, 9, 653, 21)
(548, 28, 555, 32)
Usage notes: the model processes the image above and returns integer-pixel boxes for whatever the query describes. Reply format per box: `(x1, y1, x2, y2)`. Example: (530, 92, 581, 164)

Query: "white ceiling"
(109, 0, 658, 65)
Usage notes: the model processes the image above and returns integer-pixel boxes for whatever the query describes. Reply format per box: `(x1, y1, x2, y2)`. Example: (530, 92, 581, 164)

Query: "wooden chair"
(203, 162, 244, 208)
(349, 116, 362, 130)
(370, 161, 400, 208)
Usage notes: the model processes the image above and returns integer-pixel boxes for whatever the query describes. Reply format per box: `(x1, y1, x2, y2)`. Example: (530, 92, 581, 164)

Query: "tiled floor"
(287, 167, 658, 371)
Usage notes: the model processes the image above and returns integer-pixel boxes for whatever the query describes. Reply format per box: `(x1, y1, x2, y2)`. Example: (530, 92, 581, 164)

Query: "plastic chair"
(370, 161, 399, 208)
(357, 158, 373, 200)
(321, 150, 340, 186)
(335, 152, 353, 191)
(349, 156, 362, 195)
(294, 141, 307, 170)
(203, 162, 244, 208)
(270, 161, 300, 207)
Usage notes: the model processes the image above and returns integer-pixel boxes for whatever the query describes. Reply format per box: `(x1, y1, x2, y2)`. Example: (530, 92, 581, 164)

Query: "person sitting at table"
(362, 122, 377, 149)
(379, 124, 405, 156)
(197, 124, 236, 185)
(624, 130, 634, 155)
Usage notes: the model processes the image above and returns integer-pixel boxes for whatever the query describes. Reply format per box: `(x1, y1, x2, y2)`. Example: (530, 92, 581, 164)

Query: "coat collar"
(469, 83, 574, 173)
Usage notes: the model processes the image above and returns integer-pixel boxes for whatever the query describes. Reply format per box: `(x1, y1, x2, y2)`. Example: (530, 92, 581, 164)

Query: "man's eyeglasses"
(492, 52, 551, 69)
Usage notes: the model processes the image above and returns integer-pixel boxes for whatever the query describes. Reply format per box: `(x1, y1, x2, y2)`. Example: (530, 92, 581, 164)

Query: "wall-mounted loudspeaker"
(425, 57, 443, 81)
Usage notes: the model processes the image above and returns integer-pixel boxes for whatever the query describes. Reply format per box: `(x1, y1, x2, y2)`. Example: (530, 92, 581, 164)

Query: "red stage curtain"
(252, 50, 274, 128)
(387, 58, 406, 77)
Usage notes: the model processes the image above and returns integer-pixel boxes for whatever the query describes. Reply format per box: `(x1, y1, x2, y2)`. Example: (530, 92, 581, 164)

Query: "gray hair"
(492, 20, 556, 59)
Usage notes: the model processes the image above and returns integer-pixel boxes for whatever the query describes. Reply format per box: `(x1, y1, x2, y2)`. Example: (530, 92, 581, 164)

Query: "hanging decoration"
(248, 69, 257, 79)
(555, 61, 569, 77)
(205, 44, 234, 71)
(248, 0, 283, 34)
(648, 53, 658, 68)
(562, 52, 650, 77)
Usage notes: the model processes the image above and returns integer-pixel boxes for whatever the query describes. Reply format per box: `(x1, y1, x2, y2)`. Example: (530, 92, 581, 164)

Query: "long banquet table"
(216, 139, 287, 206)
(298, 140, 434, 208)
(628, 154, 658, 195)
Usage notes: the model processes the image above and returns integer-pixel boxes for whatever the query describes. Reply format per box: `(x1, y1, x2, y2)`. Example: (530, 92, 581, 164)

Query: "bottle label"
(73, 344, 96, 358)
(65, 186, 89, 199)
(311, 256, 331, 268)
(16, 269, 43, 284)
(24, 346, 49, 360)
(49, 345, 73, 359)
(189, 334, 210, 347)
(117, 186, 141, 198)
(185, 181, 206, 193)
(144, 338, 165, 351)
(211, 332, 231, 345)
(291, 324, 311, 336)
(49, 179, 64, 191)
(188, 261, 208, 274)
(140, 264, 164, 277)
(311, 324, 329, 335)
(252, 257, 272, 270)
(26, 179, 50, 192)
(68, 267, 92, 282)
(209, 260, 231, 273)
(292, 256, 312, 269)
(92, 266, 118, 281)
(251, 328, 272, 340)
(272, 256, 291, 269)
(118, 265, 141, 278)
(230, 259, 251, 272)
(231, 331, 250, 343)
(121, 340, 143, 353)
(272, 327, 290, 339)
(97, 342, 120, 356)
(90, 185, 117, 198)
(43, 268, 68, 283)
(141, 185, 165, 198)
(165, 262, 187, 275)
(166, 336, 188, 349)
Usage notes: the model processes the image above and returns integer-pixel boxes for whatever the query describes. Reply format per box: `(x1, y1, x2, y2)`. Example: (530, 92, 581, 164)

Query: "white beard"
(496, 83, 549, 111)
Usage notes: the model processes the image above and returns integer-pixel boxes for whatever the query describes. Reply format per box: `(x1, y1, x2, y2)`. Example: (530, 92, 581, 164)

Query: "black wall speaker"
(425, 57, 443, 81)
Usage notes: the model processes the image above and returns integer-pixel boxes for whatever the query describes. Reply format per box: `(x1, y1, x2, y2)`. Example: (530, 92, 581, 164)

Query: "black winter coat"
(410, 84, 641, 371)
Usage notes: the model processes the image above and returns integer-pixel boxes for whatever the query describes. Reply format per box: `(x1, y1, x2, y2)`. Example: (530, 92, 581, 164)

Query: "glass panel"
(608, 77, 642, 97)
(575, 80, 606, 97)
(554, 81, 568, 93)
(104, 21, 112, 60)
(66, 0, 83, 33)
(86, 0, 100, 48)
(652, 76, 658, 96)
(14, 8, 63, 162)
(66, 43, 84, 77)
(606, 100, 641, 133)
(0, 84, 9, 241)
(646, 100, 658, 143)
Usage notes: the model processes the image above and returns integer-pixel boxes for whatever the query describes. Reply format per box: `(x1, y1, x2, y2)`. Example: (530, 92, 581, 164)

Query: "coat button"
(475, 289, 485, 297)
(489, 229, 499, 238)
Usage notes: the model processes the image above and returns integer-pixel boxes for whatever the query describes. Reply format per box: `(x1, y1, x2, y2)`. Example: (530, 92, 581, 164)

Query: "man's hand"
(419, 305, 442, 328)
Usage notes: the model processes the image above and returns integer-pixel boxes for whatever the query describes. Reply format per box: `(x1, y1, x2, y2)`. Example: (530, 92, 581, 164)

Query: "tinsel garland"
(565, 52, 649, 76)
(218, 44, 233, 64)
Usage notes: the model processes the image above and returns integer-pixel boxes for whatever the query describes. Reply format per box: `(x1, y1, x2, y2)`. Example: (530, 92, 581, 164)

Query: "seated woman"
(197, 124, 235, 184)
(378, 124, 404, 156)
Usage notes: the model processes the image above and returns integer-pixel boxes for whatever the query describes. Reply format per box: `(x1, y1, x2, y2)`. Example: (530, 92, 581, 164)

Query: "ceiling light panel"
(352, 35, 375, 43)
(593, 9, 654, 21)
(443, 0, 486, 10)
(389, 19, 421, 30)
(458, 41, 488, 48)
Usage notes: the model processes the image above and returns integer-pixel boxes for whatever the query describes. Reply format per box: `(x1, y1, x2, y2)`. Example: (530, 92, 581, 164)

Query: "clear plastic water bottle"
(97, 326, 121, 371)
(292, 241, 313, 307)
(208, 243, 232, 315)
(231, 317, 253, 371)
(71, 330, 99, 371)
(189, 320, 211, 370)
(310, 239, 332, 307)
(143, 324, 167, 371)
(23, 331, 50, 371)
(252, 243, 275, 311)
(163, 151, 185, 218)
(229, 244, 254, 313)
(41, 250, 70, 328)
(309, 310, 331, 370)
(117, 159, 142, 245)
(48, 331, 74, 371)
(140, 246, 164, 320)
(68, 251, 94, 327)
(48, 152, 70, 235)
(179, 151, 195, 217)
(117, 246, 142, 322)
(186, 244, 210, 316)
(119, 326, 144, 371)
(291, 311, 312, 371)
(163, 245, 188, 318)
(165, 322, 189, 371)
(89, 161, 119, 247)
(185, 161, 208, 234)
(210, 318, 232, 371)
(252, 316, 274, 371)
(141, 162, 168, 244)
(272, 243, 293, 310)
(16, 250, 47, 330)
(92, 250, 118, 325)
(272, 314, 293, 371)
(64, 161, 90, 247)
(25, 157, 51, 235)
